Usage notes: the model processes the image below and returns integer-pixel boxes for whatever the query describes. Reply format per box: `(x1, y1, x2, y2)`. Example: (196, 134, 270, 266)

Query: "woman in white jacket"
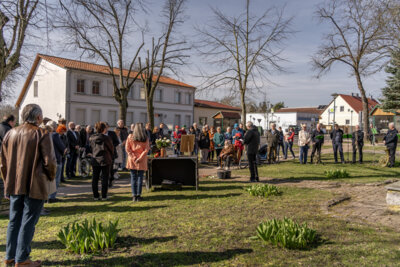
(298, 124, 311, 164)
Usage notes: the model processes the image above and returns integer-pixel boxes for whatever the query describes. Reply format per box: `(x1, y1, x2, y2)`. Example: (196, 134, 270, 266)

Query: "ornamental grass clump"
(57, 218, 120, 254)
(324, 169, 350, 179)
(254, 218, 317, 249)
(245, 184, 282, 198)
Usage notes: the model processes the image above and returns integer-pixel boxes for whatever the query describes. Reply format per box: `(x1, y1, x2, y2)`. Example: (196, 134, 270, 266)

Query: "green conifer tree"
(381, 48, 400, 111)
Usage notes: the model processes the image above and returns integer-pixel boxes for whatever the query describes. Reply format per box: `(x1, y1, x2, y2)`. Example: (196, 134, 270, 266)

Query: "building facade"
(194, 99, 241, 128)
(16, 54, 196, 128)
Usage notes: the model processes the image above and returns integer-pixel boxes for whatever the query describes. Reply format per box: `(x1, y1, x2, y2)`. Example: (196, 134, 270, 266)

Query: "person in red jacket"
(283, 127, 296, 159)
(171, 126, 182, 155)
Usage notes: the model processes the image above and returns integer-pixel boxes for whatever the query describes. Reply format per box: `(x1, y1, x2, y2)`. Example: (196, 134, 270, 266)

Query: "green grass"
(236, 152, 400, 183)
(1, 176, 400, 266)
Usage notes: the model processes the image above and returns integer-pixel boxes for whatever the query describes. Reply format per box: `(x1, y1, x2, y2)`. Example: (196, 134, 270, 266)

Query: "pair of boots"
(133, 196, 142, 202)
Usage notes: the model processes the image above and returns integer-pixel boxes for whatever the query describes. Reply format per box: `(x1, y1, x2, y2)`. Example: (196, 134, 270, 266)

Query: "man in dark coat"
(244, 121, 260, 182)
(116, 120, 129, 170)
(310, 123, 324, 164)
(330, 124, 344, 164)
(0, 114, 16, 147)
(383, 122, 398, 168)
(66, 122, 80, 178)
(266, 123, 279, 164)
(352, 125, 364, 164)
(105, 122, 120, 187)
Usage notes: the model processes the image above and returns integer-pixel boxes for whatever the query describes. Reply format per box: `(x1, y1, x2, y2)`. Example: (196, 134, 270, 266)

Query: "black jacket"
(199, 132, 210, 149)
(52, 132, 66, 164)
(384, 128, 398, 148)
(89, 133, 114, 166)
(352, 130, 364, 146)
(330, 129, 344, 144)
(67, 130, 79, 152)
(244, 126, 260, 155)
(79, 128, 87, 147)
(311, 129, 324, 144)
(0, 121, 12, 147)
(107, 130, 120, 147)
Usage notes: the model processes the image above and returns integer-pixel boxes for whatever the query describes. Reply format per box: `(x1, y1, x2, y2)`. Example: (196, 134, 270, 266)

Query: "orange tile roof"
(338, 94, 379, 113)
(276, 107, 322, 114)
(16, 54, 195, 107)
(194, 99, 241, 111)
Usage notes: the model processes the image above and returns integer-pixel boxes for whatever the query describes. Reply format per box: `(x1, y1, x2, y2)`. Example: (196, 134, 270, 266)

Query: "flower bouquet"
(156, 137, 171, 157)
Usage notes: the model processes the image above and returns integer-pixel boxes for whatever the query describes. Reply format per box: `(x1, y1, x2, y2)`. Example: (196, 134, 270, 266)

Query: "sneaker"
(94, 197, 100, 201)
(102, 196, 108, 201)
(136, 196, 143, 202)
(224, 167, 230, 171)
(132, 196, 137, 202)
(217, 166, 222, 170)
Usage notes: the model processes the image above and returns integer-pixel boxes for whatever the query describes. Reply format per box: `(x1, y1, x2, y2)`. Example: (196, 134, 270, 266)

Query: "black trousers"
(92, 165, 110, 199)
(333, 143, 344, 163)
(388, 146, 397, 167)
(66, 151, 78, 177)
(248, 153, 258, 181)
(109, 159, 115, 186)
(352, 144, 363, 163)
(310, 143, 322, 163)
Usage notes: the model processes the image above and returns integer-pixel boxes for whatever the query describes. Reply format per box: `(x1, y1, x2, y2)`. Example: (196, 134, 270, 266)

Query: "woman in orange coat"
(126, 123, 150, 202)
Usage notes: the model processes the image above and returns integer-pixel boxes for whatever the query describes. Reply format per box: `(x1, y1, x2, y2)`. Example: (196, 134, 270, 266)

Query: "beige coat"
(298, 130, 311, 147)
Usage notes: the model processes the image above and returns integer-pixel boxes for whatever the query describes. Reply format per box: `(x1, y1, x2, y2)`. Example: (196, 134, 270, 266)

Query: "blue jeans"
(130, 170, 144, 196)
(6, 195, 44, 263)
(122, 149, 127, 169)
(299, 145, 309, 164)
(49, 164, 62, 199)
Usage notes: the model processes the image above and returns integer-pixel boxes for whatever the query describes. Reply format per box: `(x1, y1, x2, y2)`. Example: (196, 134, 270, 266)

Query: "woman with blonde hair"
(126, 123, 150, 202)
(298, 123, 311, 164)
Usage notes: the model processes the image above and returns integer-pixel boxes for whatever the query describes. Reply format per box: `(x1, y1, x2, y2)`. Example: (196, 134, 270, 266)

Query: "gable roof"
(16, 54, 195, 107)
(194, 99, 241, 111)
(276, 107, 322, 114)
(321, 94, 379, 115)
(212, 111, 241, 119)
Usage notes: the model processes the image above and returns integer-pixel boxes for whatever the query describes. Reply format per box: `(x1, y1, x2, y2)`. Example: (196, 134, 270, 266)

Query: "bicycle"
(79, 149, 93, 178)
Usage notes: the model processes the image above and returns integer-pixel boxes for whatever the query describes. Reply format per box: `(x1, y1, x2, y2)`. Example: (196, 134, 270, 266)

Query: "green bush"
(324, 169, 350, 178)
(245, 184, 281, 198)
(254, 218, 317, 249)
(57, 218, 120, 254)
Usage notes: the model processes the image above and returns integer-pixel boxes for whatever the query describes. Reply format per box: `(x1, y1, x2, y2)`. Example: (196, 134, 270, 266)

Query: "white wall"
(320, 96, 360, 127)
(19, 59, 67, 122)
(246, 113, 297, 130)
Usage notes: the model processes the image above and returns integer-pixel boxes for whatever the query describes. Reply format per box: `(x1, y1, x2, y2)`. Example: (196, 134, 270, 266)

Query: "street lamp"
(331, 93, 338, 127)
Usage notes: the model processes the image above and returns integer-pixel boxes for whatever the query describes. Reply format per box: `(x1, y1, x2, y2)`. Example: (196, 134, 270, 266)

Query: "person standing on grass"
(244, 121, 260, 182)
(277, 126, 285, 159)
(383, 122, 398, 168)
(90, 122, 114, 201)
(105, 122, 120, 188)
(171, 125, 182, 155)
(199, 126, 210, 164)
(0, 114, 16, 147)
(126, 123, 150, 202)
(66, 121, 79, 179)
(266, 123, 279, 164)
(116, 120, 129, 170)
(352, 125, 364, 164)
(330, 124, 345, 164)
(192, 122, 201, 155)
(213, 127, 225, 163)
(310, 123, 324, 164)
(224, 126, 233, 142)
(287, 127, 296, 159)
(2, 104, 57, 267)
(298, 123, 311, 164)
(208, 126, 216, 162)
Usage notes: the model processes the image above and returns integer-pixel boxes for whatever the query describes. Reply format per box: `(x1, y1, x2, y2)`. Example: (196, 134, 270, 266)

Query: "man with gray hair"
(266, 123, 279, 164)
(383, 122, 398, 168)
(244, 121, 260, 182)
(1, 104, 57, 266)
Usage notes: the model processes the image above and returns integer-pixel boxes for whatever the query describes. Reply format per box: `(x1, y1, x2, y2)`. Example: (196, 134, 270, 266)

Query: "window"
(107, 81, 113, 96)
(107, 110, 117, 127)
(140, 88, 146, 100)
(76, 109, 86, 125)
(175, 92, 181, 104)
(129, 86, 135, 99)
(126, 112, 134, 126)
(77, 79, 85, 93)
(92, 110, 101, 124)
(174, 114, 181, 127)
(185, 93, 192, 105)
(345, 119, 350, 125)
(140, 112, 147, 123)
(92, 81, 100, 95)
(340, 106, 344, 112)
(155, 89, 163, 102)
(185, 115, 191, 127)
(199, 117, 207, 126)
(33, 81, 38, 97)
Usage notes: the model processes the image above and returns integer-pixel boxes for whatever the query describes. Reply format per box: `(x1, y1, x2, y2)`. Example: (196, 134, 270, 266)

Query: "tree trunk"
(355, 71, 370, 140)
(118, 97, 128, 125)
(240, 90, 246, 123)
(146, 95, 155, 129)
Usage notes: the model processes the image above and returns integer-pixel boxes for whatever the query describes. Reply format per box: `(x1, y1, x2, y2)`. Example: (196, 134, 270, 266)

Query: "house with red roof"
(194, 99, 241, 128)
(15, 54, 196, 127)
(319, 93, 379, 129)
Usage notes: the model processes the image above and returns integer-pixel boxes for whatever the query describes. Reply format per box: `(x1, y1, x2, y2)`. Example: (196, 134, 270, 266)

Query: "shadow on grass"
(118, 235, 177, 247)
(46, 205, 167, 217)
(145, 193, 242, 201)
(42, 248, 253, 266)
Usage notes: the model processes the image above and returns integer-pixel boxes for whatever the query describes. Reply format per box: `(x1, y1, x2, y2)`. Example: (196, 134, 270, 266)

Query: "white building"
(319, 94, 379, 129)
(15, 54, 196, 128)
(247, 107, 322, 130)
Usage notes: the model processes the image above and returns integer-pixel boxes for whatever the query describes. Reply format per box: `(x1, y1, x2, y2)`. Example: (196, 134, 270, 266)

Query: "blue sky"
(12, 0, 387, 107)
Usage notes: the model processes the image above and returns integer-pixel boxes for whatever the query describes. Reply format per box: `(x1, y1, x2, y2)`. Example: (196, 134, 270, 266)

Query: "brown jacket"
(220, 144, 235, 159)
(1, 123, 57, 200)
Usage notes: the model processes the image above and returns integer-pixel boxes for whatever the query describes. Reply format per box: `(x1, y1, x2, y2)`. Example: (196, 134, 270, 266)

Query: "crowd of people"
(0, 102, 399, 266)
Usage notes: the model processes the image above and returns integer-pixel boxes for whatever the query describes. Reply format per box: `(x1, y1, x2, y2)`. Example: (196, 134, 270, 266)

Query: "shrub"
(245, 184, 281, 198)
(57, 218, 120, 254)
(324, 169, 350, 178)
(254, 218, 317, 249)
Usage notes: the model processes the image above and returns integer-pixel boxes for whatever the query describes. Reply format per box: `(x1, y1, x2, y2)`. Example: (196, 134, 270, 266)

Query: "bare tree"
(312, 0, 395, 138)
(196, 0, 292, 122)
(57, 0, 145, 123)
(0, 0, 40, 102)
(139, 0, 188, 128)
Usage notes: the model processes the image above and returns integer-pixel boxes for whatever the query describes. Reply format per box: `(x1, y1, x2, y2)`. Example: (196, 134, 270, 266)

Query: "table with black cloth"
(146, 156, 199, 190)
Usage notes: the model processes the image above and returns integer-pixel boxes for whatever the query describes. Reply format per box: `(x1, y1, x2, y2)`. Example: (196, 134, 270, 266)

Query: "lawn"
(235, 152, 400, 184)
(1, 173, 400, 266)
